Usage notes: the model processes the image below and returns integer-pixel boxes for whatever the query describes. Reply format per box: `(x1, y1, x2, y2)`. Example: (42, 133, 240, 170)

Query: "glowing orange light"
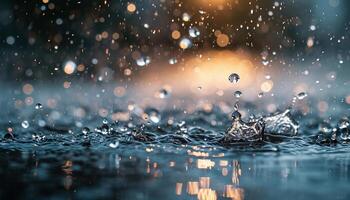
(127, 3, 136, 13)
(171, 30, 181, 40)
(261, 80, 274, 92)
(216, 34, 230, 47)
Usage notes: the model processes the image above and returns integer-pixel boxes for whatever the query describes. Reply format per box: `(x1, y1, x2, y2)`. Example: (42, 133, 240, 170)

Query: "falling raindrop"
(35, 103, 43, 110)
(189, 27, 200, 38)
(179, 38, 192, 49)
(159, 88, 170, 99)
(169, 58, 178, 65)
(145, 108, 161, 123)
(136, 56, 151, 67)
(234, 91, 242, 98)
(82, 127, 90, 135)
(228, 73, 240, 84)
(21, 121, 29, 129)
(182, 13, 191, 21)
(297, 92, 308, 100)
(109, 141, 119, 148)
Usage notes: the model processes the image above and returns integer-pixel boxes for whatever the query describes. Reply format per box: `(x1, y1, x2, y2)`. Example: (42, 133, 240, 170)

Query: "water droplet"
(339, 118, 349, 129)
(82, 127, 90, 135)
(297, 92, 308, 100)
(35, 103, 43, 110)
(63, 60, 76, 75)
(182, 13, 191, 21)
(6, 36, 15, 45)
(109, 141, 119, 148)
(21, 121, 29, 129)
(228, 73, 240, 84)
(231, 103, 241, 120)
(136, 56, 151, 67)
(169, 57, 178, 65)
(159, 88, 170, 99)
(231, 111, 241, 120)
(145, 108, 161, 123)
(258, 92, 264, 98)
(179, 38, 192, 49)
(234, 91, 242, 98)
(103, 119, 108, 124)
(189, 27, 200, 38)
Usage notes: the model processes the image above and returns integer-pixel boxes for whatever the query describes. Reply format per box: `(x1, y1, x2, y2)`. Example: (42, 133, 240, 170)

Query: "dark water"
(1, 85, 350, 200)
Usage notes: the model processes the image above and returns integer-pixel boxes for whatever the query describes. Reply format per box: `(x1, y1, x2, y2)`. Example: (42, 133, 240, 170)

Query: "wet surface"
(0, 85, 350, 200)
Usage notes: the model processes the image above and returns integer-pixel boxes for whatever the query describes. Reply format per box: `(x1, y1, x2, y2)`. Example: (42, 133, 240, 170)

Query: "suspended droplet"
(258, 92, 264, 98)
(63, 60, 76, 75)
(109, 141, 119, 148)
(182, 13, 191, 21)
(21, 121, 29, 129)
(234, 91, 242, 98)
(159, 88, 170, 99)
(228, 73, 240, 84)
(169, 57, 178, 65)
(136, 56, 151, 67)
(179, 38, 192, 49)
(82, 127, 90, 135)
(145, 108, 161, 123)
(35, 103, 43, 110)
(339, 118, 350, 129)
(231, 111, 241, 120)
(189, 27, 200, 38)
(297, 92, 308, 100)
(103, 119, 108, 124)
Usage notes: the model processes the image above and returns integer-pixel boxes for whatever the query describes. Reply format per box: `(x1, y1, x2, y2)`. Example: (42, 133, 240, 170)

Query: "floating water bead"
(159, 88, 170, 99)
(21, 121, 29, 129)
(179, 38, 192, 49)
(297, 92, 308, 100)
(109, 141, 119, 148)
(136, 56, 151, 67)
(234, 91, 242, 98)
(35, 103, 43, 110)
(169, 58, 178, 65)
(189, 27, 200, 38)
(82, 127, 90, 135)
(145, 108, 161, 124)
(228, 73, 240, 84)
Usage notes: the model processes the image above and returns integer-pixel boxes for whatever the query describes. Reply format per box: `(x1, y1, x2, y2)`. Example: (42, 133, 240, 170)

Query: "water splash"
(263, 109, 299, 136)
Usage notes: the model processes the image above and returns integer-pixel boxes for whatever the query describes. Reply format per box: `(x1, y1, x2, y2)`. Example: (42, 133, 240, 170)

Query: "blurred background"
(0, 0, 349, 113)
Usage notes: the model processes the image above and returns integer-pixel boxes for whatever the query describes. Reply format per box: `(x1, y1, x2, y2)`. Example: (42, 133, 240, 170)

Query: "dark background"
(0, 0, 349, 82)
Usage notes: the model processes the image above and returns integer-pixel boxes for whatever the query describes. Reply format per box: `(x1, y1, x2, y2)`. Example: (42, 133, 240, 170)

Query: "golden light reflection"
(232, 160, 241, 185)
(172, 158, 246, 200)
(199, 177, 211, 188)
(188, 150, 209, 157)
(127, 3, 136, 13)
(140, 50, 263, 99)
(176, 182, 183, 195)
(187, 181, 199, 195)
(260, 80, 274, 92)
(224, 185, 244, 200)
(62, 160, 73, 175)
(198, 188, 217, 200)
(196, 0, 230, 8)
(197, 159, 215, 169)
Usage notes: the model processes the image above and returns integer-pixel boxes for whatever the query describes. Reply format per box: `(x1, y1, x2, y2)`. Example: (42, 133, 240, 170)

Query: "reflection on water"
(176, 156, 244, 200)
(0, 86, 349, 199)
